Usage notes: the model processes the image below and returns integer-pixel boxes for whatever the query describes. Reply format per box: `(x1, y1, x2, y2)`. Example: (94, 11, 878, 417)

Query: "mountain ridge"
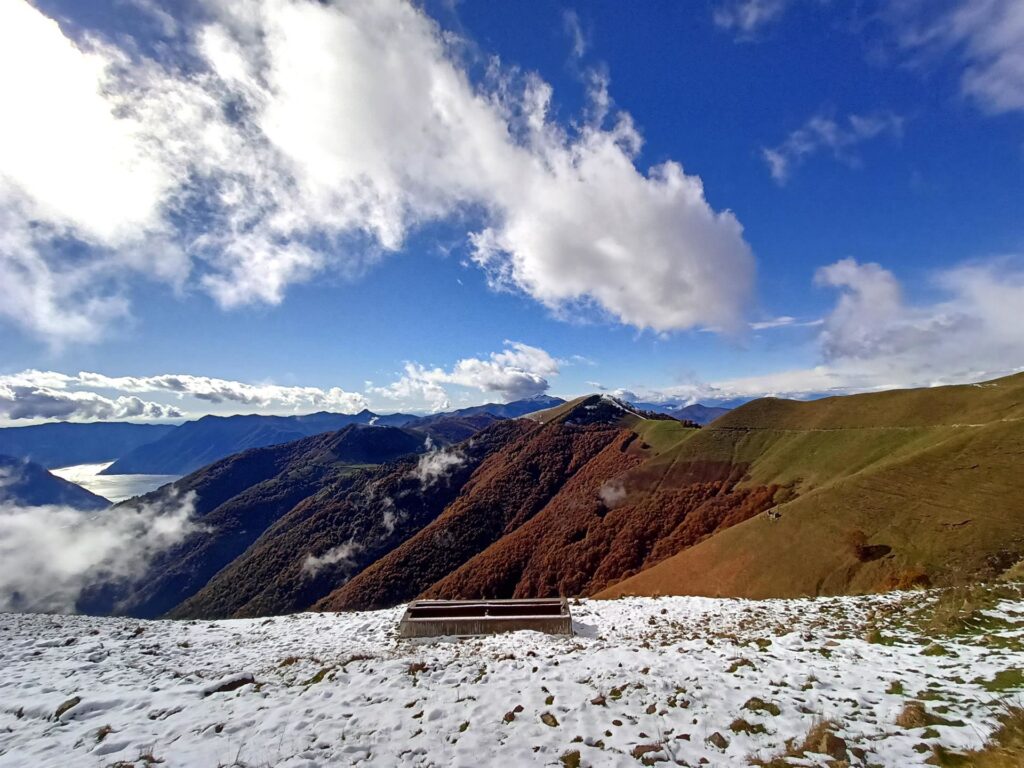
(0, 454, 110, 510)
(0, 422, 176, 469)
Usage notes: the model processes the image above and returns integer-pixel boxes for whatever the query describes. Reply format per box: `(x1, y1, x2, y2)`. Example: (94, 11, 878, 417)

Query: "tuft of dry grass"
(916, 584, 1023, 636)
(930, 705, 1024, 767)
(751, 718, 845, 766)
(896, 701, 930, 729)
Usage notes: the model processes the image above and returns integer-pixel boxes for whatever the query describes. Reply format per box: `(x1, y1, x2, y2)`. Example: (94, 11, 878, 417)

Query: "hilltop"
(600, 372, 1024, 599)
(0, 455, 109, 510)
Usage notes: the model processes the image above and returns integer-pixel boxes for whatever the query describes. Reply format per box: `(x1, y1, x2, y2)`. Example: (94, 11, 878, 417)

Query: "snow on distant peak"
(599, 393, 646, 418)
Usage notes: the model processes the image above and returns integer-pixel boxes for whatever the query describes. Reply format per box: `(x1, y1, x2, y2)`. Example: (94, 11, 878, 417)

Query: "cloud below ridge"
(0, 490, 199, 613)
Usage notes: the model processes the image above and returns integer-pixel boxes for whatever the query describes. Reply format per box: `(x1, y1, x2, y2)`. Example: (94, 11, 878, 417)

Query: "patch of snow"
(0, 592, 1021, 766)
(599, 394, 646, 419)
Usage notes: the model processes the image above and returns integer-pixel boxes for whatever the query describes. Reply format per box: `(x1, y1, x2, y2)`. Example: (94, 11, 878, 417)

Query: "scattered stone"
(202, 673, 255, 697)
(54, 696, 81, 720)
(706, 731, 729, 750)
(816, 732, 847, 760)
(631, 743, 663, 760)
(729, 718, 766, 735)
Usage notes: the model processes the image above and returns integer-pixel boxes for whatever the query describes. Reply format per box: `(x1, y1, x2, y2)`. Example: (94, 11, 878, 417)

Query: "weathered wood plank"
(398, 598, 573, 638)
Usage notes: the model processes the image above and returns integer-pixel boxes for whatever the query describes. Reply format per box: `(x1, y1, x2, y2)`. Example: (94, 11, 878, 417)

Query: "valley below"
(2, 587, 1023, 767)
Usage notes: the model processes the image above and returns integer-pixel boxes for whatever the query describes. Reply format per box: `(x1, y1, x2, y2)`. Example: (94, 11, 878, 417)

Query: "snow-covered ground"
(1, 592, 1022, 767)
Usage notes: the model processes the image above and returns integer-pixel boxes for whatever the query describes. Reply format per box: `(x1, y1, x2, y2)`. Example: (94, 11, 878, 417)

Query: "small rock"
(54, 696, 81, 720)
(202, 673, 255, 697)
(817, 732, 847, 760)
(631, 744, 663, 760)
(706, 731, 729, 750)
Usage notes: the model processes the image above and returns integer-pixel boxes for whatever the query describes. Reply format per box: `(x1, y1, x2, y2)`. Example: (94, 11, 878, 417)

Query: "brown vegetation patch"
(421, 440, 776, 600)
(320, 422, 625, 610)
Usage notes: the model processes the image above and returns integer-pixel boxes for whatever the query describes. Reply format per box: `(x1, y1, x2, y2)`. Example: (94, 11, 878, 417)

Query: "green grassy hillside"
(599, 372, 1024, 599)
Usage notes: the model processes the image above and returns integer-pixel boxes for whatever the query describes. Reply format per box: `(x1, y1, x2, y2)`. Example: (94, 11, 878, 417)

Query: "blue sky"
(0, 0, 1022, 422)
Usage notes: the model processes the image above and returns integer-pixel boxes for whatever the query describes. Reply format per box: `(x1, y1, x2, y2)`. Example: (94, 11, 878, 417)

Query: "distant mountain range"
(414, 394, 566, 421)
(0, 422, 175, 468)
(78, 373, 1024, 619)
(0, 455, 109, 510)
(628, 401, 731, 425)
(100, 411, 415, 476)
(0, 396, 574, 478)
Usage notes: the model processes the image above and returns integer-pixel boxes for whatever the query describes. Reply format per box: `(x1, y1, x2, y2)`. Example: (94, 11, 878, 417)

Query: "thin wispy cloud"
(718, 1, 1024, 117)
(896, 0, 1024, 115)
(762, 111, 904, 184)
(713, 0, 792, 36)
(749, 315, 823, 330)
(563, 9, 588, 59)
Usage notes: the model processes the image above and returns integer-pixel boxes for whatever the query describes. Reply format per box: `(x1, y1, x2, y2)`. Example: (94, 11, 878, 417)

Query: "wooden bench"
(398, 598, 572, 638)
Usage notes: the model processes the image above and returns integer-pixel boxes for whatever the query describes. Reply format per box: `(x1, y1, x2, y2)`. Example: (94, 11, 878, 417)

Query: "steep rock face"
(169, 420, 530, 619)
(317, 421, 624, 611)
(83, 425, 426, 618)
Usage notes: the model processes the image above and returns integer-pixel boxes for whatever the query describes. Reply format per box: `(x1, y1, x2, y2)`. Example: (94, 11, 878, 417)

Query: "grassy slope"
(599, 373, 1024, 599)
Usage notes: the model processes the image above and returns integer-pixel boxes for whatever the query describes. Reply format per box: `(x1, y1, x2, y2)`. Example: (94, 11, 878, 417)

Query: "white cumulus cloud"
(369, 341, 559, 412)
(0, 370, 367, 423)
(0, 0, 754, 347)
(635, 255, 1024, 403)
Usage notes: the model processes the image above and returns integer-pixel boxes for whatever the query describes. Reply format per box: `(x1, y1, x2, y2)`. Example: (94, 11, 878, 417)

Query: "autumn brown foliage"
(423, 435, 777, 600)
(318, 421, 624, 611)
